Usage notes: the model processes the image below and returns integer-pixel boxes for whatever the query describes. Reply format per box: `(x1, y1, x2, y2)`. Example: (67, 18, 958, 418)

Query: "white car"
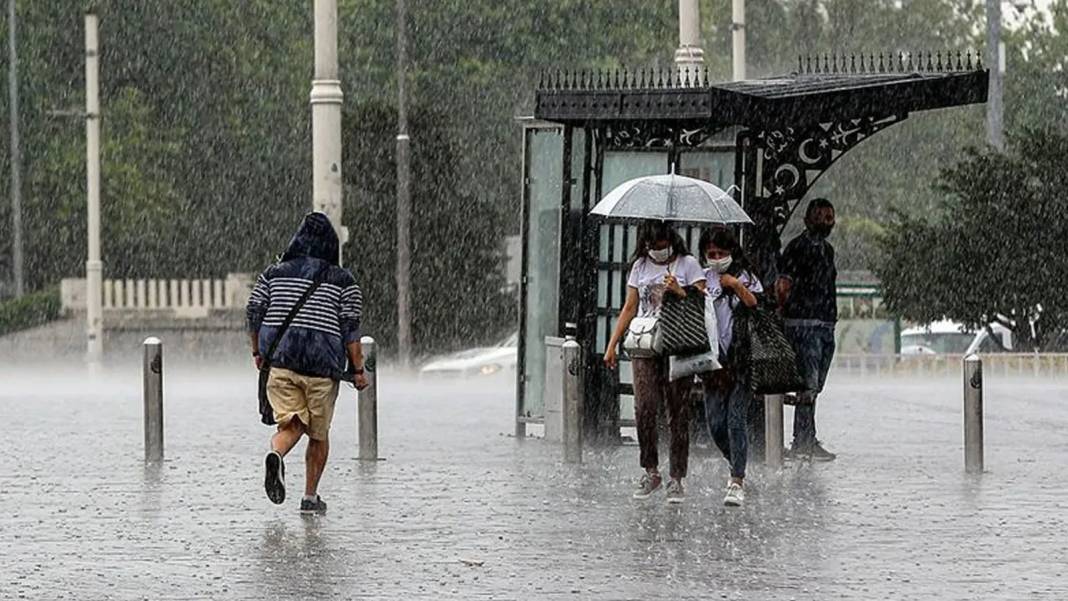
(419, 332, 518, 377)
(900, 320, 1014, 355)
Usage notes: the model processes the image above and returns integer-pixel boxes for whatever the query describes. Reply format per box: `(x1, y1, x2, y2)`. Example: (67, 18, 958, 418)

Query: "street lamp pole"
(7, 0, 24, 297)
(85, 12, 103, 369)
(395, 0, 412, 369)
(311, 0, 347, 260)
(674, 0, 704, 85)
(732, 0, 746, 81)
(986, 0, 1005, 150)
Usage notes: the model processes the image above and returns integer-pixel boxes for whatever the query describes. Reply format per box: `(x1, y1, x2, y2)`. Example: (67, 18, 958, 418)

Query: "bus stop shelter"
(516, 53, 988, 445)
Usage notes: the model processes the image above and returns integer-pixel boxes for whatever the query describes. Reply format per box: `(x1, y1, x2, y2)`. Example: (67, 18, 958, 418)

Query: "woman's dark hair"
(698, 226, 751, 276)
(630, 220, 690, 265)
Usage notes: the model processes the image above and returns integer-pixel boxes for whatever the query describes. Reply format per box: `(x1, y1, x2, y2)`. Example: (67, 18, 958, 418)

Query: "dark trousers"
(785, 324, 836, 447)
(701, 366, 749, 479)
(632, 357, 692, 480)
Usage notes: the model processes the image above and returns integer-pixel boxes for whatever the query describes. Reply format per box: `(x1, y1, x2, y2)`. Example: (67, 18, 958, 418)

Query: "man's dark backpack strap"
(258, 266, 328, 425)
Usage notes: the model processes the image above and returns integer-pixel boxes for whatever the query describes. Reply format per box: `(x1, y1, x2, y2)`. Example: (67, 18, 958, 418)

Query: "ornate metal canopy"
(535, 52, 987, 127)
(533, 52, 988, 276)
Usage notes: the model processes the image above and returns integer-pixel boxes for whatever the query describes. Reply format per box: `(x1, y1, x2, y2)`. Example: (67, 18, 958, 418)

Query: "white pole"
(143, 337, 164, 462)
(311, 0, 346, 261)
(7, 0, 24, 298)
(562, 339, 582, 463)
(732, 0, 747, 81)
(964, 354, 984, 474)
(358, 336, 379, 461)
(674, 0, 704, 85)
(85, 13, 103, 370)
(985, 0, 1004, 150)
(764, 394, 783, 467)
(395, 0, 412, 369)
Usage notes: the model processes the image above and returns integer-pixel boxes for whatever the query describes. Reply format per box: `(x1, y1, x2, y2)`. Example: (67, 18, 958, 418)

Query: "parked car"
(900, 321, 974, 355)
(900, 320, 1014, 355)
(419, 332, 518, 377)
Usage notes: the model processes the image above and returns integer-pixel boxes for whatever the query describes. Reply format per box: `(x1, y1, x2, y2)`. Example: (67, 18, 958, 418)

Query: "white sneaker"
(723, 481, 744, 507)
(665, 479, 685, 504)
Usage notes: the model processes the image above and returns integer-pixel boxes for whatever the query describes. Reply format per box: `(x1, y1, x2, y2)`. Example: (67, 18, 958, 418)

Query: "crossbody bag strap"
(262, 266, 328, 368)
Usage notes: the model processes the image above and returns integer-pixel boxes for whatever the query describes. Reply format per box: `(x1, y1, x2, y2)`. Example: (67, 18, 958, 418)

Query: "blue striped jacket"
(246, 213, 363, 379)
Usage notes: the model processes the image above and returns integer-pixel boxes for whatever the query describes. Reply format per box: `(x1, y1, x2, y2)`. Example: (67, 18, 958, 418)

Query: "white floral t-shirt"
(627, 255, 706, 318)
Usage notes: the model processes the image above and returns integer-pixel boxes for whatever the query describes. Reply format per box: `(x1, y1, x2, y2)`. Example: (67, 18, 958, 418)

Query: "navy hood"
(280, 212, 339, 266)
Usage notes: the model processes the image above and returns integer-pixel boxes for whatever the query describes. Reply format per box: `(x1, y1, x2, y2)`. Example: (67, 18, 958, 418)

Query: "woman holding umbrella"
(594, 171, 753, 504)
(604, 220, 706, 504)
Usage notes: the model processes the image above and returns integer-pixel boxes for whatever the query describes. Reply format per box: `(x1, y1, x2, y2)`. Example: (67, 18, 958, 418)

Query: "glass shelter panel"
(520, 126, 564, 419)
(598, 151, 666, 423)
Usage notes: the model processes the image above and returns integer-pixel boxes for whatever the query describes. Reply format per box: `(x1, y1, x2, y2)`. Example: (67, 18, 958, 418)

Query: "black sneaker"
(790, 441, 837, 462)
(264, 451, 286, 505)
(300, 495, 328, 514)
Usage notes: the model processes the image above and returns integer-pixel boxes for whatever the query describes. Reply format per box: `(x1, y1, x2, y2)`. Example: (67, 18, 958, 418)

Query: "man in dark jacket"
(776, 198, 838, 461)
(247, 212, 368, 513)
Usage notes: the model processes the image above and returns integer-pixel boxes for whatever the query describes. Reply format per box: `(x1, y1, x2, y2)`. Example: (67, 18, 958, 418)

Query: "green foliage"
(1, 0, 1066, 351)
(873, 127, 1068, 350)
(0, 287, 61, 337)
(343, 100, 515, 356)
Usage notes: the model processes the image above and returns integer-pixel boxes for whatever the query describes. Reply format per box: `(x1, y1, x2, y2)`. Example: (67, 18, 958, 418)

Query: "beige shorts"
(266, 367, 339, 440)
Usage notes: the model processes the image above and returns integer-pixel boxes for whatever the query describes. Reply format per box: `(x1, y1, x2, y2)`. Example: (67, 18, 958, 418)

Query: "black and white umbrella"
(590, 173, 752, 225)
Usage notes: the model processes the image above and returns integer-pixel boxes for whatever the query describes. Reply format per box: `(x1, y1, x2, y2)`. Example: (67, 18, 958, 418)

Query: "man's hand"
(775, 277, 792, 310)
(253, 354, 263, 370)
(354, 372, 369, 391)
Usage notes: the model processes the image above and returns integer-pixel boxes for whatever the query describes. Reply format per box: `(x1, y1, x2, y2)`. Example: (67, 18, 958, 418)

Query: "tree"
(343, 100, 514, 357)
(873, 127, 1068, 351)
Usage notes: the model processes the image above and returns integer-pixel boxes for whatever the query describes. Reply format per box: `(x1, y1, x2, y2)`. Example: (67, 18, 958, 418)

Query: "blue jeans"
(785, 324, 835, 448)
(702, 367, 749, 479)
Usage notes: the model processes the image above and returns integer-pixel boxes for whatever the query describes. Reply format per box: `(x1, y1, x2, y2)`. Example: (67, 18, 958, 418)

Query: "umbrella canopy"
(591, 173, 752, 225)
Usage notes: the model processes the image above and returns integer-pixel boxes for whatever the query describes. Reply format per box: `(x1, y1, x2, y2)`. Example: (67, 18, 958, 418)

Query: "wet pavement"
(2, 364, 1066, 600)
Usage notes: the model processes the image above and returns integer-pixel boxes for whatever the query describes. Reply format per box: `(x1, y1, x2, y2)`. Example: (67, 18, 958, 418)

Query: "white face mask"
(648, 247, 673, 263)
(706, 256, 733, 274)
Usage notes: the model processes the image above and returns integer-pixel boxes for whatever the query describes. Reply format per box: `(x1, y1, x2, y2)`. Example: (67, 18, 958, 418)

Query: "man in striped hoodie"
(247, 212, 367, 514)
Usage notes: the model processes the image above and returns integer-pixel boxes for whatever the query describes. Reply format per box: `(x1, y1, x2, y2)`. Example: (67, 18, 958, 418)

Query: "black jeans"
(785, 324, 835, 447)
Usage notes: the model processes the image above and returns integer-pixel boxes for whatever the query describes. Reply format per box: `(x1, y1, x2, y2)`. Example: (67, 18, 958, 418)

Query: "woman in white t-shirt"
(604, 221, 706, 504)
(699, 227, 762, 508)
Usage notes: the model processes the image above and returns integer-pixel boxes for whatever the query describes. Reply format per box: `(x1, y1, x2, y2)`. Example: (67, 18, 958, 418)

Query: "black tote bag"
(734, 304, 807, 395)
(657, 285, 711, 357)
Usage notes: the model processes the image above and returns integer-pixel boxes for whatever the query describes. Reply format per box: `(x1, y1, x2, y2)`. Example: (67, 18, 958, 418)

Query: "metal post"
(764, 394, 784, 467)
(731, 0, 746, 81)
(311, 0, 347, 261)
(143, 337, 163, 462)
(7, 0, 24, 298)
(85, 13, 103, 370)
(358, 336, 379, 461)
(562, 339, 582, 463)
(674, 0, 704, 85)
(986, 0, 1004, 150)
(395, 0, 412, 370)
(964, 354, 984, 473)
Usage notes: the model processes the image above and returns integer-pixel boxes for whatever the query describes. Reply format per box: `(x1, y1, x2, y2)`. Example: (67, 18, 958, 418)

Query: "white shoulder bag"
(622, 259, 676, 358)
